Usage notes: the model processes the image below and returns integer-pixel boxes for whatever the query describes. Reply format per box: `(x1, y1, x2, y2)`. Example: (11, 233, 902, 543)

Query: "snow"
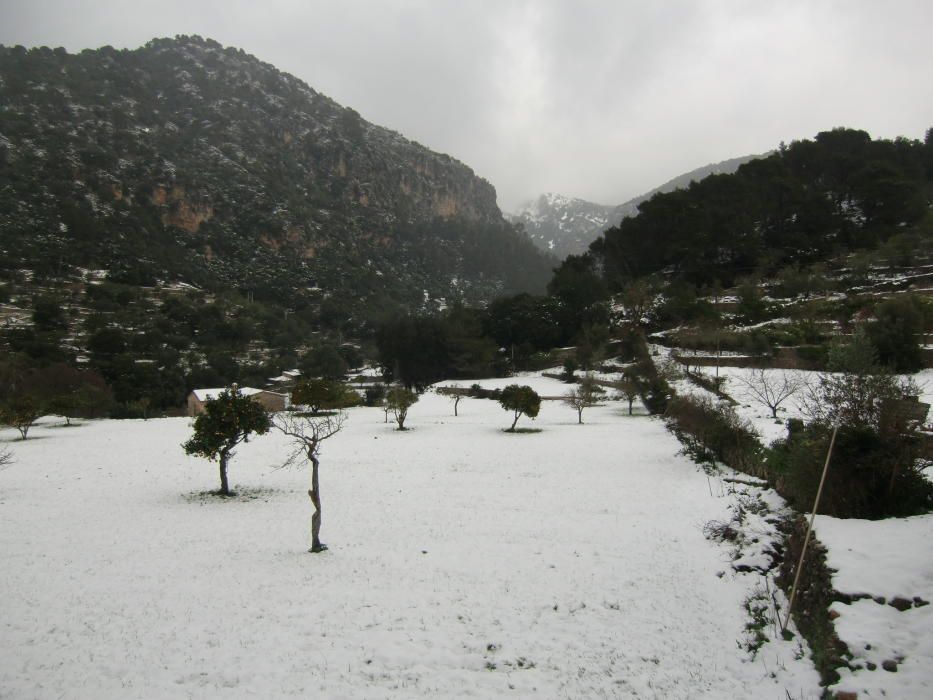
(814, 515, 933, 698)
(192, 386, 266, 401)
(654, 341, 933, 697)
(1, 379, 821, 698)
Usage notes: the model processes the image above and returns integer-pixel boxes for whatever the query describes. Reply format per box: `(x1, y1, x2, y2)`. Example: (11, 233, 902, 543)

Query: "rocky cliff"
(0, 36, 552, 307)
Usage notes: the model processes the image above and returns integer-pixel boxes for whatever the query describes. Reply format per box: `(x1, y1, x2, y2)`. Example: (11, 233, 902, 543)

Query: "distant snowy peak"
(512, 153, 767, 260)
(509, 193, 615, 259)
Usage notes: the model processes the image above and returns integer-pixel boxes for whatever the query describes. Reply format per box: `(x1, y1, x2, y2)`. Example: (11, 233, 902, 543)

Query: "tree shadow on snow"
(181, 485, 287, 504)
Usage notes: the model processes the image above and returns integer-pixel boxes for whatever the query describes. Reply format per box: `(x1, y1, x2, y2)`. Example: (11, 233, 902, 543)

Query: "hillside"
(578, 128, 933, 288)
(512, 154, 761, 259)
(0, 37, 553, 309)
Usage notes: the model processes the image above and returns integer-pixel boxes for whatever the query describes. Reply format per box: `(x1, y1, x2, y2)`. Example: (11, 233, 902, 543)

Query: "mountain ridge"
(0, 36, 553, 310)
(511, 153, 765, 259)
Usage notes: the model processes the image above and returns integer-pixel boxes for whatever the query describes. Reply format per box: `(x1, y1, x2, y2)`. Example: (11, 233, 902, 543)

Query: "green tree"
(182, 387, 271, 495)
(499, 384, 541, 431)
(385, 386, 418, 430)
(866, 295, 926, 372)
(292, 379, 359, 414)
(299, 344, 349, 380)
(0, 394, 43, 440)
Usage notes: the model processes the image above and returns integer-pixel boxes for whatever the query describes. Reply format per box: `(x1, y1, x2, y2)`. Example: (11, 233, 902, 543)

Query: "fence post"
(782, 424, 839, 632)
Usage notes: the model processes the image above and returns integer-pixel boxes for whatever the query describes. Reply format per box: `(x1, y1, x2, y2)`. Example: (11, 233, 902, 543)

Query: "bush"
(364, 384, 386, 407)
(665, 395, 765, 477)
(768, 423, 932, 518)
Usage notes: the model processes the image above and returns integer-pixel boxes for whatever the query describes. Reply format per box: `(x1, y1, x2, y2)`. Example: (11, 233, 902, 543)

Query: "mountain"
(610, 153, 768, 221)
(0, 36, 553, 312)
(513, 154, 763, 259)
(509, 193, 615, 260)
(581, 128, 932, 288)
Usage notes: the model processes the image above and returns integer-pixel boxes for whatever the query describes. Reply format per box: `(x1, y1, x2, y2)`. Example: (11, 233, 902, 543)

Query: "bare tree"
(275, 411, 348, 553)
(615, 377, 640, 415)
(563, 376, 604, 424)
(448, 383, 463, 417)
(737, 369, 802, 419)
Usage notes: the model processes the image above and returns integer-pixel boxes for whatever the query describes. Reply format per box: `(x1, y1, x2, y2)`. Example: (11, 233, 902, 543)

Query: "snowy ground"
(1, 376, 821, 698)
(815, 514, 933, 698)
(657, 345, 933, 698)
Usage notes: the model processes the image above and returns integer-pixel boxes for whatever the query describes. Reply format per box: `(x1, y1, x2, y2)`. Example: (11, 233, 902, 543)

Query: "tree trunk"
(308, 452, 326, 552)
(509, 411, 520, 431)
(577, 408, 583, 424)
(628, 399, 634, 415)
(770, 405, 779, 419)
(218, 450, 230, 495)
(454, 397, 460, 417)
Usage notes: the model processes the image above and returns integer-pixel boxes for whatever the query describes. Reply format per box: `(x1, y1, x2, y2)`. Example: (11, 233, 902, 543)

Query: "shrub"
(768, 422, 932, 518)
(665, 395, 765, 478)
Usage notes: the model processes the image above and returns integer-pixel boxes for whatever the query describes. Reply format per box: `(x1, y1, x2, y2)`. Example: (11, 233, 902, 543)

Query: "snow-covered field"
(2, 376, 821, 698)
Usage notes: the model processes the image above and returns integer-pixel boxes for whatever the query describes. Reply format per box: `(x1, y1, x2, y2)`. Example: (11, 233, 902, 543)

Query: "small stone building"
(187, 387, 288, 416)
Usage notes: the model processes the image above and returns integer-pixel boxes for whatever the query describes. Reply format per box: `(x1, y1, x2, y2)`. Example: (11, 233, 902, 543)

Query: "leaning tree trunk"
(218, 450, 231, 496)
(308, 451, 326, 552)
(510, 411, 520, 431)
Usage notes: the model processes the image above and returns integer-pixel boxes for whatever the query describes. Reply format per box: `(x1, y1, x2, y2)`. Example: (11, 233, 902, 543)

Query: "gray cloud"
(2, 0, 931, 211)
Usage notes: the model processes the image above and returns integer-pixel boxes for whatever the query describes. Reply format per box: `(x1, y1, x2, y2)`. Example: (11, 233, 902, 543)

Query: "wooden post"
(782, 424, 838, 632)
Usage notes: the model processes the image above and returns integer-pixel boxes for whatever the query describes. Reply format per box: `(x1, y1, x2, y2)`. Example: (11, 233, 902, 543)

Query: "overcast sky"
(1, 0, 931, 211)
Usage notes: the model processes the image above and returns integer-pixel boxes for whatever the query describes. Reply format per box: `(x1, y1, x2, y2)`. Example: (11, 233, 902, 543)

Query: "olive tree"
(275, 410, 348, 553)
(447, 383, 464, 417)
(386, 386, 418, 430)
(292, 379, 359, 415)
(499, 384, 541, 432)
(182, 387, 271, 496)
(0, 395, 43, 440)
(563, 376, 604, 424)
(615, 376, 640, 415)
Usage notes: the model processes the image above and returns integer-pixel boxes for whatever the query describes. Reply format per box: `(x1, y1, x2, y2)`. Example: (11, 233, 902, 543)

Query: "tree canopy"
(182, 387, 271, 495)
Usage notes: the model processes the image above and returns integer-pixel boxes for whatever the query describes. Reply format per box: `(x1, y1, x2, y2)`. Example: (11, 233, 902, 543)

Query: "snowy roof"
(191, 387, 265, 402)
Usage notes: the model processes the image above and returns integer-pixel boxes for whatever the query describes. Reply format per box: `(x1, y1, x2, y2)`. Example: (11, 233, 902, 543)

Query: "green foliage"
(363, 383, 386, 407)
(576, 127, 931, 289)
(299, 345, 349, 380)
(376, 308, 501, 389)
(498, 384, 541, 431)
(182, 387, 271, 494)
(865, 295, 927, 372)
(292, 379, 359, 414)
(665, 395, 765, 477)
(385, 385, 418, 430)
(0, 393, 43, 440)
(31, 295, 68, 331)
(0, 37, 553, 343)
(768, 422, 932, 518)
(769, 332, 932, 518)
